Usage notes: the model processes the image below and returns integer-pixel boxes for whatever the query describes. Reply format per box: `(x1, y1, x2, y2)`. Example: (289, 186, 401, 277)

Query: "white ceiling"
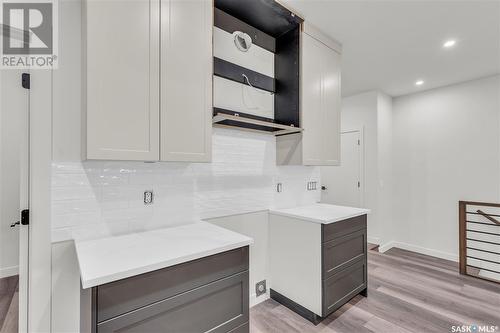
(283, 0, 500, 97)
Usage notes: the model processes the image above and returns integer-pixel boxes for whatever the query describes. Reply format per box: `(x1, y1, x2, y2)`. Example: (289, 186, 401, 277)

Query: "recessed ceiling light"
(415, 80, 424, 86)
(443, 39, 456, 48)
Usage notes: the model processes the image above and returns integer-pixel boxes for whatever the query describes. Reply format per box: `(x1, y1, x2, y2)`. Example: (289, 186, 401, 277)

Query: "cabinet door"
(301, 33, 324, 165)
(86, 0, 160, 161)
(321, 47, 341, 165)
(160, 0, 212, 162)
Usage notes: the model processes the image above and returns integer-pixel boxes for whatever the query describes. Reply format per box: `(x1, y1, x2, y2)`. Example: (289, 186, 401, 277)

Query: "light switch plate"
(307, 181, 318, 191)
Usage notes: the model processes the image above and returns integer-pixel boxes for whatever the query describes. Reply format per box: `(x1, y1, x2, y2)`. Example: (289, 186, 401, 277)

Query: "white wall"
(340, 91, 393, 244)
(208, 211, 270, 306)
(376, 94, 394, 244)
(391, 75, 500, 260)
(0, 70, 23, 278)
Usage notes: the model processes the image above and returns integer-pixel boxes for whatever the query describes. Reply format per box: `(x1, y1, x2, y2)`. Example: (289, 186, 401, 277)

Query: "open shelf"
(213, 109, 303, 136)
(214, 57, 276, 93)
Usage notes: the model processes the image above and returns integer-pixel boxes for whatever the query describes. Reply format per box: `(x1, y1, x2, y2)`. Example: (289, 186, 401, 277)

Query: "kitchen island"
(269, 203, 370, 324)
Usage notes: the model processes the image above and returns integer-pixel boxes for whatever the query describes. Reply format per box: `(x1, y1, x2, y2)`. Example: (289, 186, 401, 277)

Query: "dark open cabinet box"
(213, 0, 304, 136)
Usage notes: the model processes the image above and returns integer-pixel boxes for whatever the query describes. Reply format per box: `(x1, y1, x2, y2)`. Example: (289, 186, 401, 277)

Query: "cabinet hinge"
(21, 73, 30, 89)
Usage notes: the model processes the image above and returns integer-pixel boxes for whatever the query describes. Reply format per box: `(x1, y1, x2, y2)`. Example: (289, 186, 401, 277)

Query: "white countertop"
(75, 222, 253, 289)
(269, 203, 370, 224)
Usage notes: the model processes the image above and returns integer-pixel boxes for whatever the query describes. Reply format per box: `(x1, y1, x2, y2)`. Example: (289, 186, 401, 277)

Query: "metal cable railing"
(459, 201, 500, 283)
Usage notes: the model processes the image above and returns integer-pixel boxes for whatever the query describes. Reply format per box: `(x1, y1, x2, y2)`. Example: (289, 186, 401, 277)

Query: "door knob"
(10, 221, 20, 228)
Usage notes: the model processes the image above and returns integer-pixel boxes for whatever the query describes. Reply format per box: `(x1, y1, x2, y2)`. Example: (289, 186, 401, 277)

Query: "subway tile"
(51, 130, 320, 242)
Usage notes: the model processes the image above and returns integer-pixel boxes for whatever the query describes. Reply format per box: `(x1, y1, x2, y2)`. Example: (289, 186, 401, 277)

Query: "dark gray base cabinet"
(322, 215, 367, 317)
(269, 214, 367, 325)
(92, 247, 250, 333)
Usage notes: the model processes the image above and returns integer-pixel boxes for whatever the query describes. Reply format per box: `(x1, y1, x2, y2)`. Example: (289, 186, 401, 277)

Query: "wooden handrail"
(476, 209, 500, 226)
(459, 201, 500, 284)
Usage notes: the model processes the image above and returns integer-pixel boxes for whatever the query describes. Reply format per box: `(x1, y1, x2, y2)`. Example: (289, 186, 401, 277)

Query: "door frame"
(339, 127, 365, 207)
(23, 71, 53, 333)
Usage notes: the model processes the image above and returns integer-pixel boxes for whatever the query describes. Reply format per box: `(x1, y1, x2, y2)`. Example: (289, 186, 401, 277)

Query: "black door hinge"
(21, 209, 29, 225)
(21, 73, 30, 89)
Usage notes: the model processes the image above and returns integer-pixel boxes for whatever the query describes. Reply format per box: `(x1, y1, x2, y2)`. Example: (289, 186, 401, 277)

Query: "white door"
(321, 130, 363, 207)
(0, 68, 29, 332)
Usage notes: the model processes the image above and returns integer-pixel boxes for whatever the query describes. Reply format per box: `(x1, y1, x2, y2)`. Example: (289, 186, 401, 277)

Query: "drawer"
(323, 229, 366, 279)
(322, 259, 366, 317)
(95, 247, 249, 323)
(97, 271, 249, 333)
(322, 215, 366, 243)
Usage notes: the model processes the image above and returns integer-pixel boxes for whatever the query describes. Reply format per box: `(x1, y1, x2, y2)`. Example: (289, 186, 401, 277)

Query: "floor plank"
(1, 292, 18, 333)
(0, 276, 18, 333)
(250, 248, 500, 333)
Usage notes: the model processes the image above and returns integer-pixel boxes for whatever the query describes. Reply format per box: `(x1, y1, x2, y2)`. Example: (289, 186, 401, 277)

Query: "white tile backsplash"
(51, 128, 320, 242)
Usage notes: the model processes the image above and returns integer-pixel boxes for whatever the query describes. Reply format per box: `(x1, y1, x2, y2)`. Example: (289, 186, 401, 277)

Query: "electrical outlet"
(276, 183, 283, 193)
(255, 280, 267, 297)
(143, 190, 154, 205)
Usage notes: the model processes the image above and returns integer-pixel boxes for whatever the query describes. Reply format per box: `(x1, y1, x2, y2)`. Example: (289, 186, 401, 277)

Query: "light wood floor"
(251, 248, 500, 333)
(0, 275, 18, 333)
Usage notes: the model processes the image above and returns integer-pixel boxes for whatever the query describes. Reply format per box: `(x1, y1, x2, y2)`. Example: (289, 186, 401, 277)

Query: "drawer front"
(322, 259, 366, 317)
(323, 229, 366, 279)
(322, 215, 366, 243)
(97, 271, 249, 333)
(96, 247, 249, 323)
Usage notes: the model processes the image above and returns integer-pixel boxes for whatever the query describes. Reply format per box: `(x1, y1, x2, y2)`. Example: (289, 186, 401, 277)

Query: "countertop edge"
(80, 239, 252, 289)
(268, 210, 370, 224)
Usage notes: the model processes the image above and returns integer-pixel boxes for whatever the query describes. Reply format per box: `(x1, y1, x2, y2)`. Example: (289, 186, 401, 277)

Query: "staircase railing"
(459, 201, 500, 283)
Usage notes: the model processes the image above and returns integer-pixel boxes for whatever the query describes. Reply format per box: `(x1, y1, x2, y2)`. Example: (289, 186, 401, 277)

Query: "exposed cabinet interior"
(277, 25, 342, 166)
(212, 0, 304, 135)
(84, 0, 212, 162)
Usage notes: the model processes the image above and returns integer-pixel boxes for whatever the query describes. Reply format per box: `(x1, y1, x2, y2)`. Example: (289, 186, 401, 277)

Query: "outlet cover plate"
(144, 190, 154, 205)
(255, 280, 267, 297)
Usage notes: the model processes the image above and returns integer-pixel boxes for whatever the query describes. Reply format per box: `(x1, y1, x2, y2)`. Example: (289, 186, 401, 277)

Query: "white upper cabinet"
(160, 0, 212, 162)
(320, 43, 341, 165)
(85, 0, 211, 162)
(277, 26, 341, 166)
(85, 0, 160, 161)
(301, 33, 325, 165)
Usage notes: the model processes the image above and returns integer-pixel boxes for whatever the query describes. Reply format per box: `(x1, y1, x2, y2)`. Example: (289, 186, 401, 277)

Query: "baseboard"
(270, 289, 323, 325)
(367, 236, 381, 245)
(379, 241, 458, 262)
(0, 265, 19, 278)
(250, 292, 270, 308)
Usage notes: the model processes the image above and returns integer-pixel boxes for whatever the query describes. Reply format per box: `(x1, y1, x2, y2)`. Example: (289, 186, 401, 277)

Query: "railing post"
(459, 201, 466, 275)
